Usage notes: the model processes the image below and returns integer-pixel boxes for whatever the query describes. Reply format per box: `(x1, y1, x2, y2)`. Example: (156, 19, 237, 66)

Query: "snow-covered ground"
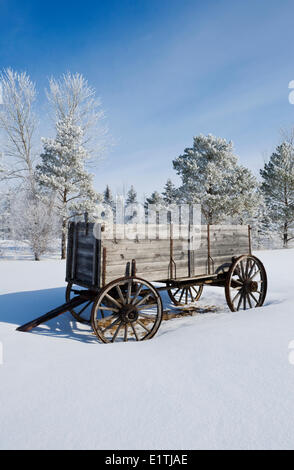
(0, 249, 294, 450)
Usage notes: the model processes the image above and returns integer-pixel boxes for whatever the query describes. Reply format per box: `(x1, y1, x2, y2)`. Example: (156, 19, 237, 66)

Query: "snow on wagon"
(17, 221, 267, 342)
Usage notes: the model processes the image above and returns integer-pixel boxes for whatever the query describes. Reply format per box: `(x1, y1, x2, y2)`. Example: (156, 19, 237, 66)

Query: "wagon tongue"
(16, 295, 87, 332)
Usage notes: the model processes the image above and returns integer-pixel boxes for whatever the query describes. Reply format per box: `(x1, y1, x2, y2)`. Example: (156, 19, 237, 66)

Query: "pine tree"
(145, 191, 164, 207)
(173, 134, 260, 224)
(260, 142, 294, 247)
(125, 186, 138, 223)
(36, 117, 100, 259)
(162, 179, 178, 205)
(103, 185, 114, 207)
(126, 186, 137, 206)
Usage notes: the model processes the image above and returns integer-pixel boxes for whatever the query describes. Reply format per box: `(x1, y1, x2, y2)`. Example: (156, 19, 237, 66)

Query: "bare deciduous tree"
(0, 68, 37, 192)
(11, 188, 58, 260)
(46, 72, 108, 161)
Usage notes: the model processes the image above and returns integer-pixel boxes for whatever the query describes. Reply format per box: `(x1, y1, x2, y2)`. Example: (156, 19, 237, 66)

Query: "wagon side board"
(66, 222, 252, 289)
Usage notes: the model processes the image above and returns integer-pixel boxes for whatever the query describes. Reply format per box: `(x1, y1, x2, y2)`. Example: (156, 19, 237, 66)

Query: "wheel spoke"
(136, 303, 157, 310)
(243, 294, 246, 310)
(99, 304, 119, 313)
(131, 322, 139, 341)
(131, 283, 143, 305)
(249, 270, 260, 281)
(247, 261, 257, 279)
(76, 300, 92, 316)
(138, 311, 156, 319)
(178, 289, 185, 303)
(247, 294, 252, 308)
(232, 290, 242, 304)
(135, 292, 152, 307)
(116, 285, 126, 305)
(105, 293, 122, 309)
(249, 291, 259, 305)
(237, 293, 243, 310)
(240, 261, 246, 280)
(136, 319, 151, 333)
(124, 324, 128, 342)
(189, 287, 194, 301)
(102, 317, 120, 333)
(111, 322, 123, 342)
(126, 280, 132, 303)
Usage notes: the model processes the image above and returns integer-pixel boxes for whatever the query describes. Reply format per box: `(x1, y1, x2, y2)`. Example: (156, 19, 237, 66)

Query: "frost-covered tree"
(36, 117, 100, 259)
(228, 166, 262, 224)
(11, 188, 57, 260)
(260, 142, 294, 247)
(103, 185, 114, 207)
(173, 134, 260, 224)
(162, 178, 178, 205)
(0, 69, 37, 192)
(145, 191, 164, 207)
(144, 191, 165, 223)
(125, 185, 137, 206)
(124, 186, 138, 223)
(46, 72, 107, 160)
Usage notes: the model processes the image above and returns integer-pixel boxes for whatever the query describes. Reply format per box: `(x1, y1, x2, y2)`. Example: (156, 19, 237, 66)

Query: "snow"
(0, 250, 294, 450)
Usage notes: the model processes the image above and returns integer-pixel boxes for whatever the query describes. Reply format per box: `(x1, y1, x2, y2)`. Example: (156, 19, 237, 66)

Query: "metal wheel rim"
(225, 255, 267, 312)
(91, 277, 163, 343)
(167, 284, 203, 306)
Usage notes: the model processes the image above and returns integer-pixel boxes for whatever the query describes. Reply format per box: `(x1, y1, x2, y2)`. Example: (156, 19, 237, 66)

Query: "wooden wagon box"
(66, 222, 252, 289)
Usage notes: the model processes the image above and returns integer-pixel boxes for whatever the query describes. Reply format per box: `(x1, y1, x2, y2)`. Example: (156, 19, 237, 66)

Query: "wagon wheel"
(225, 255, 267, 312)
(167, 284, 203, 306)
(66, 282, 94, 324)
(91, 277, 163, 343)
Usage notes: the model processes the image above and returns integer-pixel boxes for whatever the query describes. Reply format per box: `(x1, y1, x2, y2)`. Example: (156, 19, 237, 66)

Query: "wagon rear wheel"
(91, 277, 163, 343)
(66, 282, 94, 324)
(167, 284, 203, 306)
(225, 255, 267, 312)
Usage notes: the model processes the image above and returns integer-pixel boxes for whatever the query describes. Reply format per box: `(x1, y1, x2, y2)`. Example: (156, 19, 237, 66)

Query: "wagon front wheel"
(91, 277, 163, 343)
(167, 284, 203, 306)
(225, 255, 267, 312)
(66, 282, 93, 324)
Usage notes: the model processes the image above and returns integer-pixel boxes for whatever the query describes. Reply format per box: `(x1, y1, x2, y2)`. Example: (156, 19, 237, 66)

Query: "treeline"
(102, 134, 294, 249)
(0, 69, 293, 261)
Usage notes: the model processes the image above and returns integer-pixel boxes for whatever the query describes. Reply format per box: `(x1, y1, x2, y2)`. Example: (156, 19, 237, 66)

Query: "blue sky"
(1, 0, 294, 199)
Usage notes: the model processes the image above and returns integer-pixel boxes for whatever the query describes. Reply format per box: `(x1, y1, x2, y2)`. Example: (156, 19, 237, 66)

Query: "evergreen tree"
(260, 142, 294, 247)
(145, 191, 164, 207)
(125, 185, 137, 206)
(162, 179, 178, 205)
(173, 134, 260, 224)
(103, 185, 114, 207)
(36, 116, 100, 259)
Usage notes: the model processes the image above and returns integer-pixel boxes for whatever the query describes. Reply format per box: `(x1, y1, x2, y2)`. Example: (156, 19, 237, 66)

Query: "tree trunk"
(61, 189, 68, 259)
(34, 253, 40, 261)
(61, 218, 67, 259)
(283, 222, 288, 248)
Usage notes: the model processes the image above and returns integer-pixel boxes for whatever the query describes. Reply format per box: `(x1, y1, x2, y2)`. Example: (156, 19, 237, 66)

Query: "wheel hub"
(119, 305, 139, 323)
(244, 280, 258, 293)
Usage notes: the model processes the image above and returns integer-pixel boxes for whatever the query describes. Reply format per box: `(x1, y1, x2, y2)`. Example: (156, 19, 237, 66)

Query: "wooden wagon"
(17, 222, 267, 343)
